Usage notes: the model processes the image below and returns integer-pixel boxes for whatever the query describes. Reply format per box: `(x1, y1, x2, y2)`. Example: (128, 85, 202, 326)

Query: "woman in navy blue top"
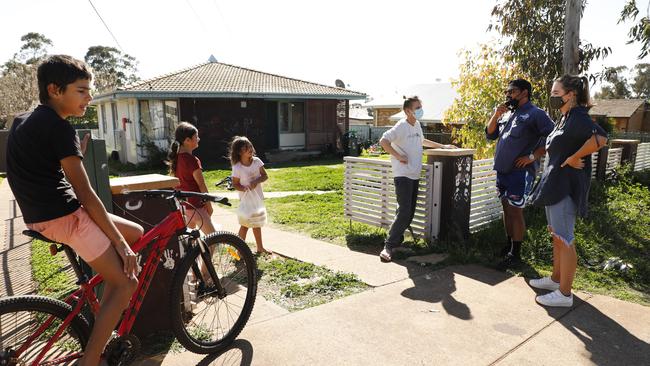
(528, 74, 608, 307)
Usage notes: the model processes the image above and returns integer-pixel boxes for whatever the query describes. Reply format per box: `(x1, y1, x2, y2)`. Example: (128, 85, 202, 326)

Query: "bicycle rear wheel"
(170, 232, 257, 354)
(0, 295, 90, 366)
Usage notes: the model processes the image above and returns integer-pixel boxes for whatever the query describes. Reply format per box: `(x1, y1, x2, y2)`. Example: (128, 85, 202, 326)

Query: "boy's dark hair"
(228, 136, 255, 166)
(37, 55, 93, 104)
(402, 95, 420, 110)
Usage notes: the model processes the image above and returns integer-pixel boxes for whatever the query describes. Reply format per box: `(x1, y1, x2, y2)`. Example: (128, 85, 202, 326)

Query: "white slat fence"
(634, 142, 650, 171)
(343, 157, 441, 240)
(607, 147, 623, 175)
(469, 159, 501, 232)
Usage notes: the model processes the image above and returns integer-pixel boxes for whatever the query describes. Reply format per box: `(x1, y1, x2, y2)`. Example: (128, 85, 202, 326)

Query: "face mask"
(549, 95, 566, 110)
(414, 108, 424, 120)
(505, 97, 519, 110)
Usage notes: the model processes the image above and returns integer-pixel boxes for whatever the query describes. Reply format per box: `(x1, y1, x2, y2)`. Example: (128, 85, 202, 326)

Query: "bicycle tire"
(0, 295, 91, 365)
(169, 232, 257, 354)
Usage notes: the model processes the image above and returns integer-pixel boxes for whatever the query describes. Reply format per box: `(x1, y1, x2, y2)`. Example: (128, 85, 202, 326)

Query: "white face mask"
(414, 108, 424, 120)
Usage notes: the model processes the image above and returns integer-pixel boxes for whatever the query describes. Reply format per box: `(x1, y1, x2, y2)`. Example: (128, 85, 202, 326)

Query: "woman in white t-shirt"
(229, 136, 271, 254)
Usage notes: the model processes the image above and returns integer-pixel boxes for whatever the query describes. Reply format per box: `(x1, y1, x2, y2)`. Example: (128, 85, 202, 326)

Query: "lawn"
(204, 159, 344, 192)
(256, 255, 368, 311)
(264, 191, 428, 254)
(109, 158, 344, 192)
(263, 169, 650, 306)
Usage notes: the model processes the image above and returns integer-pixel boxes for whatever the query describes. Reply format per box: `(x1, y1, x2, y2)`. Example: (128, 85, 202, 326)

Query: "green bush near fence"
(456, 167, 650, 305)
(265, 166, 650, 305)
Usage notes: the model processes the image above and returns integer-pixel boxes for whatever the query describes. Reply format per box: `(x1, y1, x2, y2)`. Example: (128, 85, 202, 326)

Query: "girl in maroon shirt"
(168, 122, 217, 235)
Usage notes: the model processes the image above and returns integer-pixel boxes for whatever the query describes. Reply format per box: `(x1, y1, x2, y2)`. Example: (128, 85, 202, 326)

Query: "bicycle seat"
(23, 230, 59, 244)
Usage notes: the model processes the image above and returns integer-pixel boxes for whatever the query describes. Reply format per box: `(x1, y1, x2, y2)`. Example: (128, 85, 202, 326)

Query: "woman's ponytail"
(556, 74, 593, 108)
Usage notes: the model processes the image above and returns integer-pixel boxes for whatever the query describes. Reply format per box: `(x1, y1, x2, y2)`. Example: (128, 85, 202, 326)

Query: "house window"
(139, 100, 179, 140)
(279, 102, 305, 133)
(100, 104, 107, 135)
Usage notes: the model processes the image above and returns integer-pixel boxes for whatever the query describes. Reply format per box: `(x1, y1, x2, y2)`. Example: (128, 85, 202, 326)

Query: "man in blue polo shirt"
(486, 79, 554, 269)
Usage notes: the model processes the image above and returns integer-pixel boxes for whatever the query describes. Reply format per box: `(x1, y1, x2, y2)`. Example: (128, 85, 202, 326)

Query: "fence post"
(424, 148, 475, 242)
(595, 146, 609, 181)
(610, 139, 641, 168)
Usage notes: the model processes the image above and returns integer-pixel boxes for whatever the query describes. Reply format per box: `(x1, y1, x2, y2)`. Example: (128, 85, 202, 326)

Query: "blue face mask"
(414, 108, 424, 120)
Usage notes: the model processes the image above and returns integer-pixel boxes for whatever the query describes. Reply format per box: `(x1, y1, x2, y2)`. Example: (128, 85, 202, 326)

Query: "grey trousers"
(385, 177, 419, 249)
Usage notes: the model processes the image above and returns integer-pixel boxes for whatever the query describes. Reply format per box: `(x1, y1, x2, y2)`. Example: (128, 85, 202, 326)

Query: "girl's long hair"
(167, 122, 198, 176)
(228, 136, 255, 166)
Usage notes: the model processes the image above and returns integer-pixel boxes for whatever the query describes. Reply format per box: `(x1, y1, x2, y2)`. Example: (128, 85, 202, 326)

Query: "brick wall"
(374, 107, 402, 126)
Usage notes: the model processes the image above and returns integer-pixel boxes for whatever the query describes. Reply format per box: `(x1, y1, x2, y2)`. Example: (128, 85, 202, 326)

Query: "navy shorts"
(496, 170, 535, 208)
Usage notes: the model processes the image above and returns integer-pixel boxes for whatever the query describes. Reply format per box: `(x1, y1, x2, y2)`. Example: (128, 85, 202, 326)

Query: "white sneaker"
(536, 290, 573, 307)
(529, 276, 560, 291)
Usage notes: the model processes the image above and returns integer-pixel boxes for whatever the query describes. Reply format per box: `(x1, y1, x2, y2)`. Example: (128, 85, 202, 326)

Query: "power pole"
(563, 0, 581, 75)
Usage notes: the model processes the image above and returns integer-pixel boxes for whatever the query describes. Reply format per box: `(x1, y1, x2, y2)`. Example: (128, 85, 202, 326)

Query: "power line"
(185, 0, 210, 34)
(87, 0, 125, 53)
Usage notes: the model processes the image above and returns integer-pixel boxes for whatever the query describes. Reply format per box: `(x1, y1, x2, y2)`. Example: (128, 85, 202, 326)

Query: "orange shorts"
(27, 207, 111, 262)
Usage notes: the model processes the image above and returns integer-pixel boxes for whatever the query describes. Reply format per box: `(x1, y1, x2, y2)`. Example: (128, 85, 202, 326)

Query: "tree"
(594, 66, 632, 99)
(619, 0, 650, 59)
(489, 0, 611, 108)
(0, 33, 50, 126)
(84, 46, 140, 93)
(443, 44, 545, 159)
(631, 63, 650, 98)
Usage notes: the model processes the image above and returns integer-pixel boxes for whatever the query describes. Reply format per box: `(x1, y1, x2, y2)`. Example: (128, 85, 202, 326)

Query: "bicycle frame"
(20, 198, 218, 365)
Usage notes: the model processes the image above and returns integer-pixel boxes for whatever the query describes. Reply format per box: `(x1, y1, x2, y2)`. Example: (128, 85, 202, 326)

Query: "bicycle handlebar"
(125, 189, 231, 206)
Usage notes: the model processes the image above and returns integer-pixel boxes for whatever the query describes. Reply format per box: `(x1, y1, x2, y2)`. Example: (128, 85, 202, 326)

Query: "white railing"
(591, 151, 599, 179)
(607, 147, 623, 175)
(635, 143, 650, 171)
(469, 159, 501, 232)
(343, 157, 441, 240)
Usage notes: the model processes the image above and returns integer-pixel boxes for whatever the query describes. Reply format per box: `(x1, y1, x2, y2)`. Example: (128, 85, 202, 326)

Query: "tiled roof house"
(92, 61, 366, 164)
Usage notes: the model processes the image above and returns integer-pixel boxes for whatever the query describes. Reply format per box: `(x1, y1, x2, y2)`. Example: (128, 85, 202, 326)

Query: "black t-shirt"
(529, 106, 607, 217)
(7, 105, 83, 224)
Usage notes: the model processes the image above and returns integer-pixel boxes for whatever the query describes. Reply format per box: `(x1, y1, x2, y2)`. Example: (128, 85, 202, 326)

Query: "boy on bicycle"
(7, 55, 143, 366)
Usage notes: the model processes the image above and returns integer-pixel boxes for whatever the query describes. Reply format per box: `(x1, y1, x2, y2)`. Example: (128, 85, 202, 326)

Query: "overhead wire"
(87, 0, 126, 53)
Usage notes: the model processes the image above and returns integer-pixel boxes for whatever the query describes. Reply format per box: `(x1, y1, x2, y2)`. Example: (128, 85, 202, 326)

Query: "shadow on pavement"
(196, 339, 254, 366)
(546, 297, 650, 365)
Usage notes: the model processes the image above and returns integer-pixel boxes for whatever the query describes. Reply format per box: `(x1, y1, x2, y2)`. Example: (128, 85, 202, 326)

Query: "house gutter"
(91, 91, 367, 104)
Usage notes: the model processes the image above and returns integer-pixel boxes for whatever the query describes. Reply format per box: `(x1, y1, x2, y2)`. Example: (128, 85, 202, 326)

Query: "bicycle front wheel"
(170, 232, 257, 354)
(0, 295, 90, 366)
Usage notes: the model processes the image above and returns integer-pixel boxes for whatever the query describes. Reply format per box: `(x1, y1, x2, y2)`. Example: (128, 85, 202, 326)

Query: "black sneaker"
(497, 253, 521, 270)
(499, 244, 512, 257)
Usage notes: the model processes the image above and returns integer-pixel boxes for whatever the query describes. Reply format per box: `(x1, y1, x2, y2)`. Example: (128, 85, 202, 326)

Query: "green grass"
(263, 169, 650, 305)
(204, 159, 344, 192)
(256, 255, 368, 311)
(30, 240, 76, 300)
(108, 157, 344, 192)
(459, 167, 650, 305)
(264, 192, 429, 254)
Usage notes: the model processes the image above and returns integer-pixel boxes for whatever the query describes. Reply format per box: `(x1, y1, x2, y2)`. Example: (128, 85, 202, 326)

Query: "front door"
(278, 101, 305, 149)
(265, 101, 279, 149)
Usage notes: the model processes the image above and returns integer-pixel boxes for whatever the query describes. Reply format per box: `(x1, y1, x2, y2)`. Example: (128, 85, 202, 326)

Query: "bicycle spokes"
(0, 307, 85, 365)
(181, 241, 253, 345)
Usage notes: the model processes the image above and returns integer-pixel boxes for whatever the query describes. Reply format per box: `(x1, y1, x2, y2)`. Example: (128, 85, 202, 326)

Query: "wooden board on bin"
(109, 174, 180, 194)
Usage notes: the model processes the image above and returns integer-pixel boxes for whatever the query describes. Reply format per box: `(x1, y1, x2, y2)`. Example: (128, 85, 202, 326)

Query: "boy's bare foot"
(256, 249, 273, 256)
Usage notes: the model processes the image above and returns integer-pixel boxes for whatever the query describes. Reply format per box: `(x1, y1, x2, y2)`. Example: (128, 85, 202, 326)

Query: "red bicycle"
(0, 190, 257, 365)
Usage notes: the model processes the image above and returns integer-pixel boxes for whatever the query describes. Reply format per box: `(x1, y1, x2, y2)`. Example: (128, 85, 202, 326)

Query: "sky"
(0, 0, 646, 96)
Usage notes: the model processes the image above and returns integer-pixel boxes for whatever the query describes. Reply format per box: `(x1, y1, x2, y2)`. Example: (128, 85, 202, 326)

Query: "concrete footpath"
(150, 207, 650, 366)
(0, 180, 33, 297)
(1, 182, 648, 365)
